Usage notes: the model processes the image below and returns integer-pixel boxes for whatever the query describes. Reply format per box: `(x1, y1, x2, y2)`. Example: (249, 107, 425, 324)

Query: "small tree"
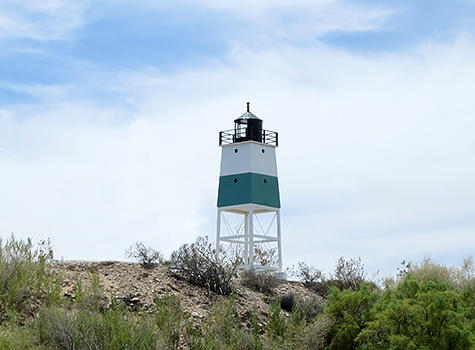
(356, 276, 473, 349)
(324, 283, 378, 349)
(125, 242, 163, 268)
(296, 262, 324, 284)
(170, 236, 240, 296)
(333, 257, 365, 291)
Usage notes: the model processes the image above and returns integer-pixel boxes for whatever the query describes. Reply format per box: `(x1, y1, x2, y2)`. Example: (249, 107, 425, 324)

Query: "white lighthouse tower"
(216, 103, 284, 275)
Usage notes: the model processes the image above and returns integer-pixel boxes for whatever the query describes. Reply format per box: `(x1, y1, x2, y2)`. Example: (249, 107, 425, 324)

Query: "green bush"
(297, 257, 367, 297)
(36, 304, 159, 350)
(199, 296, 254, 350)
(153, 294, 187, 349)
(300, 314, 333, 350)
(252, 308, 264, 350)
(296, 295, 325, 323)
(267, 300, 287, 339)
(74, 272, 107, 311)
(405, 256, 474, 288)
(264, 299, 307, 349)
(0, 326, 40, 350)
(322, 258, 474, 350)
(324, 283, 379, 350)
(357, 276, 474, 349)
(0, 235, 61, 324)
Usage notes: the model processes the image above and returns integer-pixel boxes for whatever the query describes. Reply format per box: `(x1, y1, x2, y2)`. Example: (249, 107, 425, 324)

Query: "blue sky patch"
(0, 87, 37, 105)
(72, 5, 233, 70)
(323, 0, 475, 52)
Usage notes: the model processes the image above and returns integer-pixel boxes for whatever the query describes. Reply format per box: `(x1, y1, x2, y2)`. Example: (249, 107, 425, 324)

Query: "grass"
(36, 305, 159, 350)
(0, 235, 62, 325)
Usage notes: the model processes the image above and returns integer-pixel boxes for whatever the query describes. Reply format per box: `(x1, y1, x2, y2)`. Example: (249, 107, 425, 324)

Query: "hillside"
(48, 261, 320, 325)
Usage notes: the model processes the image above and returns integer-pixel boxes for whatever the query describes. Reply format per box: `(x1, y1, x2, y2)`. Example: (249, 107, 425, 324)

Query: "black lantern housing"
(219, 103, 278, 146)
(233, 111, 263, 143)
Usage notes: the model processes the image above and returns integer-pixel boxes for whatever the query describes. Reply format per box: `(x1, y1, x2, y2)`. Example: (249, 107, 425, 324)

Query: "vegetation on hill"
(0, 234, 473, 349)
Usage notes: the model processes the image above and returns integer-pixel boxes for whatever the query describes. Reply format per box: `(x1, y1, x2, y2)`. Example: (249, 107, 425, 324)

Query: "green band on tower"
(217, 172, 280, 208)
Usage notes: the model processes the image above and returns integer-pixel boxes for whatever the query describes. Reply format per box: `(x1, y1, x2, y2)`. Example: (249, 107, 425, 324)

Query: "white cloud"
(129, 0, 394, 43)
(0, 0, 89, 40)
(0, 0, 392, 43)
(180, 0, 392, 28)
(0, 82, 76, 101)
(1, 25, 474, 276)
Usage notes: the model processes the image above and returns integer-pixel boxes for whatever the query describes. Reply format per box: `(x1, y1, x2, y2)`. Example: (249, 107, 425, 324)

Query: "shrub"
(303, 281, 332, 298)
(324, 282, 379, 350)
(279, 294, 295, 313)
(265, 299, 306, 349)
(254, 246, 278, 267)
(153, 294, 187, 350)
(405, 256, 474, 288)
(0, 326, 38, 350)
(296, 295, 325, 323)
(170, 236, 240, 296)
(357, 276, 474, 350)
(125, 242, 163, 268)
(333, 256, 366, 291)
(266, 299, 287, 339)
(293, 261, 336, 298)
(74, 272, 107, 312)
(300, 314, 333, 350)
(296, 261, 324, 284)
(298, 257, 366, 295)
(0, 234, 61, 324)
(36, 304, 158, 350)
(199, 297, 254, 350)
(252, 308, 263, 350)
(355, 258, 475, 350)
(241, 270, 278, 294)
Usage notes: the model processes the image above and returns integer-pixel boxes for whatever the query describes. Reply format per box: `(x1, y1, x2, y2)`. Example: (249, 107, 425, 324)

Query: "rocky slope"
(48, 261, 321, 325)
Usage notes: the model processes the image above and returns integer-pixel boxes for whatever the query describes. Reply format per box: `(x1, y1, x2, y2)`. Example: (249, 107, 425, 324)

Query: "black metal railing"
(219, 129, 278, 146)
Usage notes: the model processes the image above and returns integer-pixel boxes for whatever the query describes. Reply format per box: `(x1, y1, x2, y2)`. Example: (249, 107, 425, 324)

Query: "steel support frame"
(216, 204, 282, 272)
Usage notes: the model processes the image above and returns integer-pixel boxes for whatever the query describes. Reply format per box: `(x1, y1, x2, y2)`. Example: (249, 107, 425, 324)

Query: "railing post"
(219, 131, 222, 146)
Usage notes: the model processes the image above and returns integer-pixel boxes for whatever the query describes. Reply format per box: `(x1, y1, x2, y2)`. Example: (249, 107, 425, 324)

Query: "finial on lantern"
(246, 102, 250, 112)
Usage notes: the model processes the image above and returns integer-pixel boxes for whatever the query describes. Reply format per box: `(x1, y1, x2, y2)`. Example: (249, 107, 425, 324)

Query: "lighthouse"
(217, 103, 284, 275)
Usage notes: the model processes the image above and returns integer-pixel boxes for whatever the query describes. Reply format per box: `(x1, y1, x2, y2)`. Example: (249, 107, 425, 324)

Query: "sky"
(1, 0, 474, 278)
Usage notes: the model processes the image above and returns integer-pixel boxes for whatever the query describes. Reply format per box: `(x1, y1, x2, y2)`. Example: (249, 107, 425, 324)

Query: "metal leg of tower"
(244, 213, 249, 267)
(216, 208, 221, 260)
(277, 209, 282, 271)
(248, 205, 254, 271)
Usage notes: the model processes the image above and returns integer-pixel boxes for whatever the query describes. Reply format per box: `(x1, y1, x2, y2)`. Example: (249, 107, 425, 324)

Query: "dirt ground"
(47, 261, 321, 326)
